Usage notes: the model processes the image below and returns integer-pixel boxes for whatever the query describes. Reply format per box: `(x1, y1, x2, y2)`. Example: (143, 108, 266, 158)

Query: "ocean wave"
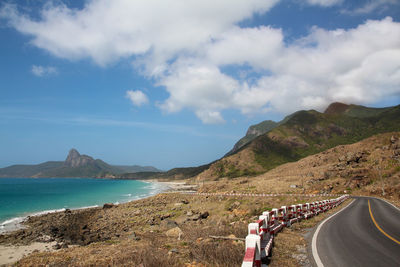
(31, 208, 66, 217)
(0, 216, 25, 234)
(0, 217, 24, 227)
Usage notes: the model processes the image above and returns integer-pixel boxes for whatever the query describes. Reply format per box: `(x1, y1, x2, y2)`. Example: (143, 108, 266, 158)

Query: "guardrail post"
(242, 234, 261, 267)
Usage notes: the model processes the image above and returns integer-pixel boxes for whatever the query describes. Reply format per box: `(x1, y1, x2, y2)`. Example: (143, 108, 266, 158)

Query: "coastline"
(0, 179, 169, 235)
(0, 179, 197, 265)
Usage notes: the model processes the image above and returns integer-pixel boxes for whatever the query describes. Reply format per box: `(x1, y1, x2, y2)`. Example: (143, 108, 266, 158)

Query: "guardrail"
(241, 195, 349, 267)
(176, 192, 343, 197)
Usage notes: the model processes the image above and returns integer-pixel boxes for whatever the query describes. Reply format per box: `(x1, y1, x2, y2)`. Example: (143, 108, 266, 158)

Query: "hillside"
(117, 163, 211, 180)
(226, 120, 278, 155)
(197, 103, 400, 180)
(197, 132, 400, 200)
(0, 149, 159, 178)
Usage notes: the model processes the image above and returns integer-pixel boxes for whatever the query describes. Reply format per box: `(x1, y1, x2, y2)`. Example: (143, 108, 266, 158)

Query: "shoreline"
(0, 179, 197, 266)
(0, 179, 173, 235)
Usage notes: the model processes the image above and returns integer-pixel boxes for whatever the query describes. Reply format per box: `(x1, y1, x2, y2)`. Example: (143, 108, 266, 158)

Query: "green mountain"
(198, 102, 400, 179)
(0, 149, 160, 178)
(113, 165, 160, 173)
(226, 120, 278, 155)
(117, 163, 211, 180)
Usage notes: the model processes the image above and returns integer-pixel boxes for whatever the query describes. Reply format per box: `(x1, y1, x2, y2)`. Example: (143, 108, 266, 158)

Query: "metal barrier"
(241, 195, 349, 267)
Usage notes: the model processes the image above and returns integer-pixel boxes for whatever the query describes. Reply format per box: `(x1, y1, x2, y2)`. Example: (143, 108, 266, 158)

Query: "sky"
(0, 0, 399, 170)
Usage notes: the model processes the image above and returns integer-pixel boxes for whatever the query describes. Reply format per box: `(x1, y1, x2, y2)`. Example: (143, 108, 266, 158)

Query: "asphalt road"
(312, 197, 400, 267)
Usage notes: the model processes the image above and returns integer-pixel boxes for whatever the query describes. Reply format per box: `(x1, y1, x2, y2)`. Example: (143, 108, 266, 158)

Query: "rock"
(129, 232, 141, 241)
(103, 203, 114, 209)
(52, 243, 62, 250)
(181, 199, 189, 204)
(200, 211, 209, 219)
(188, 214, 201, 221)
(168, 248, 179, 254)
(165, 227, 183, 239)
(61, 243, 68, 249)
(37, 235, 53, 242)
(64, 209, 71, 214)
(186, 211, 193, 216)
(174, 203, 183, 207)
(160, 219, 178, 229)
(390, 135, 398, 144)
(160, 214, 171, 220)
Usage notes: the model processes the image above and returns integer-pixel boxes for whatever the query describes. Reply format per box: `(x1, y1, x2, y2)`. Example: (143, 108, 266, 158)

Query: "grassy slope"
(201, 104, 400, 179)
(118, 163, 211, 180)
(226, 120, 278, 155)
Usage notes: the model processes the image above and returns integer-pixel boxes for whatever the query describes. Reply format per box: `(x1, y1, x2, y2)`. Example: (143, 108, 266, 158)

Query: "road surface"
(312, 197, 400, 267)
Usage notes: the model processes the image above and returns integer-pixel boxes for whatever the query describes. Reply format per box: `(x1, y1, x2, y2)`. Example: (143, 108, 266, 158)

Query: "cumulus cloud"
(306, 0, 343, 7)
(126, 90, 149, 107)
(2, 1, 400, 124)
(0, 0, 278, 68)
(31, 65, 57, 76)
(159, 17, 400, 119)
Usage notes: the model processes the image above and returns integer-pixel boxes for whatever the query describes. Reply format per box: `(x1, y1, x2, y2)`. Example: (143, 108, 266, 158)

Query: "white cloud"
(31, 65, 57, 76)
(3, 2, 400, 124)
(0, 0, 279, 69)
(344, 0, 398, 15)
(126, 90, 149, 107)
(306, 0, 343, 7)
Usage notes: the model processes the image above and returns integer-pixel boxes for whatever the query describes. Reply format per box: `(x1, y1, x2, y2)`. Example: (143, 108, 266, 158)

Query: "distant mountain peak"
(64, 148, 94, 168)
(67, 148, 80, 158)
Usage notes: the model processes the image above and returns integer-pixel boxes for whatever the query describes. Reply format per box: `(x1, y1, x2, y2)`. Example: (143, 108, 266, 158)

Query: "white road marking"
(311, 199, 355, 267)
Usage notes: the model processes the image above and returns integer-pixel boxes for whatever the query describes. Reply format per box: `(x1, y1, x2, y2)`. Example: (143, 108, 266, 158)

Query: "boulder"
(165, 227, 183, 239)
(200, 211, 209, 219)
(103, 203, 114, 209)
(160, 219, 178, 229)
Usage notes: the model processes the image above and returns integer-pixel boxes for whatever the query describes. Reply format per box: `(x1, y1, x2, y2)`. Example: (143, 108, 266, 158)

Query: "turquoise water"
(0, 178, 163, 231)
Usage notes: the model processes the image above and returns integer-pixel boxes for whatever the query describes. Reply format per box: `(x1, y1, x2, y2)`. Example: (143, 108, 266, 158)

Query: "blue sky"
(0, 0, 399, 170)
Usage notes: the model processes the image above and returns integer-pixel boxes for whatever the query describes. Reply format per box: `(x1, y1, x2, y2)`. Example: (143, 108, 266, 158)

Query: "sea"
(0, 177, 165, 233)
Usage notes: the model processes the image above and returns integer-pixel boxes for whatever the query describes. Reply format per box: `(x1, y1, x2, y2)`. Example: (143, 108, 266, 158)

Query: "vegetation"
(204, 103, 400, 178)
(226, 120, 278, 155)
(118, 163, 211, 180)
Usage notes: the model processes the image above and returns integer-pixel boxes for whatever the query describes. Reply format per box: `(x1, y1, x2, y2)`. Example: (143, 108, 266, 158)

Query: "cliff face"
(64, 149, 95, 168)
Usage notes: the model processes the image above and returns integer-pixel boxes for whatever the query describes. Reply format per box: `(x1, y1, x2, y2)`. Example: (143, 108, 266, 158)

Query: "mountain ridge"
(196, 102, 400, 180)
(0, 149, 161, 178)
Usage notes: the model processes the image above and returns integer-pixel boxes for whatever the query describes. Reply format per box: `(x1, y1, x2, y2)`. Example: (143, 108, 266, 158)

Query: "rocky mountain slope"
(197, 132, 400, 200)
(197, 103, 400, 180)
(0, 149, 160, 178)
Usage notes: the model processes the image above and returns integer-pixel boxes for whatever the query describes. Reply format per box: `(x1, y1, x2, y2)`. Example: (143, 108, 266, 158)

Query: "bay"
(0, 177, 163, 232)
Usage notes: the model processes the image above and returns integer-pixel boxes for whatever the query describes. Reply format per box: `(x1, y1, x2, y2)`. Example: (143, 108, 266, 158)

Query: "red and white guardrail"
(176, 192, 343, 198)
(241, 195, 349, 267)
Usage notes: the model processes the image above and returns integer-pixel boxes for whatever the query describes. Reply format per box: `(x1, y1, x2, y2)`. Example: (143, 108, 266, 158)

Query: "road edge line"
(311, 199, 355, 267)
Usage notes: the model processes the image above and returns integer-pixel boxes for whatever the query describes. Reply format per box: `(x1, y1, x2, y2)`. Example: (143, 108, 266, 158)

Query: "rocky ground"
(1, 192, 337, 266)
(196, 132, 400, 205)
(0, 132, 398, 266)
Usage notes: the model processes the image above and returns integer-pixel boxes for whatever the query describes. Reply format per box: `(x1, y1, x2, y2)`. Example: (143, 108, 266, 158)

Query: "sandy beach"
(143, 180, 198, 192)
(0, 241, 57, 266)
